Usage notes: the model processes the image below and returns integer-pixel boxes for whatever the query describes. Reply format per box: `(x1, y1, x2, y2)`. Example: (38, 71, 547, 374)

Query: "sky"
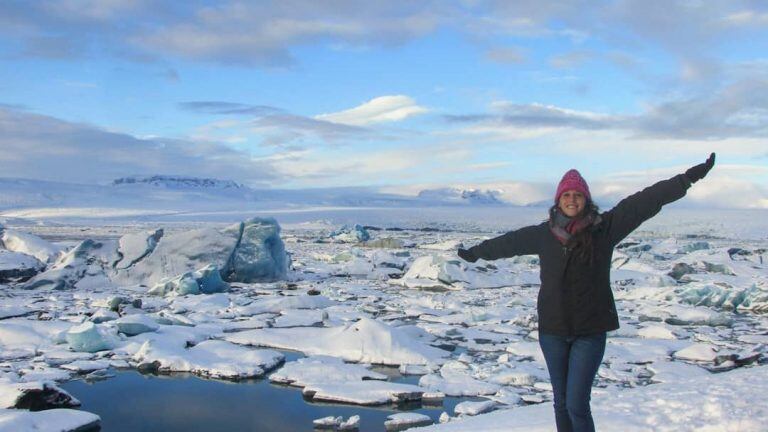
(0, 0, 767, 208)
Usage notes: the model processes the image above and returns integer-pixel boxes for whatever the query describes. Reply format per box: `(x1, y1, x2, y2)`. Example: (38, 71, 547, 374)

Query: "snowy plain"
(1, 179, 767, 432)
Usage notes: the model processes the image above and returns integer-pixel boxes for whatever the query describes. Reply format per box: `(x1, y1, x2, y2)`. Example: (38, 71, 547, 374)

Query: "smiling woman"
(458, 154, 717, 432)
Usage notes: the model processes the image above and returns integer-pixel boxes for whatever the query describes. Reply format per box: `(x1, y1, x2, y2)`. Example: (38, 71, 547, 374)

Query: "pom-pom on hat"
(555, 169, 591, 203)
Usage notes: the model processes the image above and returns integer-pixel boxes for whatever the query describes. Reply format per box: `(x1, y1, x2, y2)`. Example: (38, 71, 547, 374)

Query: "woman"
(457, 153, 715, 432)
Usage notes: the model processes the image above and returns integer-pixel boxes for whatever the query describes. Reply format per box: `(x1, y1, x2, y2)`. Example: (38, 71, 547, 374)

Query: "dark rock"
(137, 361, 161, 374)
(668, 263, 696, 280)
(14, 383, 80, 411)
(307, 288, 321, 296)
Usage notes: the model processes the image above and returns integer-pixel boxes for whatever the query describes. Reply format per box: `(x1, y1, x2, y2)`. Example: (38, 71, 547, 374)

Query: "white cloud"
(0, 107, 279, 186)
(315, 95, 428, 126)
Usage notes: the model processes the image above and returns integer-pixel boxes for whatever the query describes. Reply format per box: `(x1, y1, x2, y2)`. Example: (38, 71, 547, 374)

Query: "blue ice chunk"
(225, 217, 289, 282)
(329, 224, 370, 243)
(115, 314, 160, 336)
(149, 272, 200, 296)
(194, 264, 230, 293)
(66, 322, 118, 353)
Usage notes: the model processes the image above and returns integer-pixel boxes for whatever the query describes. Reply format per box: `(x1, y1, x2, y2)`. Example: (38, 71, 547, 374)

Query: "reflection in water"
(61, 365, 479, 432)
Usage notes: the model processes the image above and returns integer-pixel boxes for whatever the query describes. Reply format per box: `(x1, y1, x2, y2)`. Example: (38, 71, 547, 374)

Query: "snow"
(65, 322, 120, 353)
(413, 365, 768, 432)
(303, 380, 425, 405)
(385, 412, 433, 431)
(0, 229, 61, 263)
(672, 343, 719, 362)
(134, 338, 283, 379)
(0, 408, 100, 432)
(329, 224, 370, 243)
(113, 217, 289, 287)
(453, 400, 497, 416)
(114, 314, 160, 336)
(269, 355, 387, 387)
(0, 250, 44, 283)
(0, 206, 767, 430)
(226, 317, 450, 366)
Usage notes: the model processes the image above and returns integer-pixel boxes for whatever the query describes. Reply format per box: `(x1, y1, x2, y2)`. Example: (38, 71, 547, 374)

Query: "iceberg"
(329, 224, 371, 243)
(0, 408, 100, 432)
(0, 250, 44, 283)
(0, 229, 61, 263)
(65, 322, 120, 353)
(133, 339, 284, 379)
(223, 217, 290, 282)
(24, 239, 117, 290)
(114, 217, 289, 286)
(0, 379, 80, 410)
(385, 413, 433, 431)
(269, 356, 387, 387)
(226, 317, 449, 366)
(302, 380, 425, 405)
(114, 314, 160, 336)
(148, 264, 229, 297)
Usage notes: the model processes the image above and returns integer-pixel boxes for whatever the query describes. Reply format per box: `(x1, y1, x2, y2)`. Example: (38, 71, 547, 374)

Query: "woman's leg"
(539, 333, 573, 432)
(565, 333, 606, 432)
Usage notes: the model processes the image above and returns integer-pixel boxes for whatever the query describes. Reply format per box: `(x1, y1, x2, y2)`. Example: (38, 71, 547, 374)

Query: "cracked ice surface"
(1, 210, 767, 430)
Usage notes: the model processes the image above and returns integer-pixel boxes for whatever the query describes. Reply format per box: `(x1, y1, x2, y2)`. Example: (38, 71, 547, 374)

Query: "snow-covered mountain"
(112, 175, 245, 189)
(417, 188, 506, 205)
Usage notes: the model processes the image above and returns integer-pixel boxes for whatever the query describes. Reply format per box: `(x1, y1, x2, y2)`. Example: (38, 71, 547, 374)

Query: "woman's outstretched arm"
(603, 153, 715, 245)
(458, 223, 542, 262)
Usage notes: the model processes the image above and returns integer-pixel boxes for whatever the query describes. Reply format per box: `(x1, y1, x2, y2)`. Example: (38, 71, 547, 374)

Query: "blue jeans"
(538, 332, 606, 432)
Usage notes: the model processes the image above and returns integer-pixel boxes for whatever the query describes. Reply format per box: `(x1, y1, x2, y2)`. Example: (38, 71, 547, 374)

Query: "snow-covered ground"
(1, 204, 767, 431)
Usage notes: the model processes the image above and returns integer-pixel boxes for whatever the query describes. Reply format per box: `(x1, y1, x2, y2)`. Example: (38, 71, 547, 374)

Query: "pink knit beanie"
(555, 169, 591, 203)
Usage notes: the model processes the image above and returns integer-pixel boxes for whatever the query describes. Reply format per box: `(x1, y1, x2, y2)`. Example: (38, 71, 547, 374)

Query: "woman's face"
(558, 190, 586, 217)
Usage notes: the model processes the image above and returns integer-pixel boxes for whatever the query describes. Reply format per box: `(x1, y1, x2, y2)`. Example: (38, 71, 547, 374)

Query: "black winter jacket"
(467, 174, 691, 336)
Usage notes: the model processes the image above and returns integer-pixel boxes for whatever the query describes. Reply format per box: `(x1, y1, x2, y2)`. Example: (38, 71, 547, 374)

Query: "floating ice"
(637, 324, 678, 340)
(329, 224, 370, 243)
(454, 400, 497, 416)
(0, 408, 100, 432)
(149, 272, 200, 296)
(639, 304, 733, 327)
(24, 239, 117, 290)
(0, 378, 79, 410)
(673, 343, 719, 362)
(0, 321, 51, 359)
(148, 264, 230, 297)
(678, 284, 768, 312)
(303, 380, 424, 405)
(419, 361, 501, 397)
(112, 229, 163, 270)
(269, 356, 387, 387)
(113, 217, 289, 286)
(134, 339, 283, 379)
(1, 229, 61, 263)
(223, 217, 289, 282)
(677, 241, 710, 254)
(65, 322, 120, 353)
(232, 294, 334, 316)
(60, 360, 111, 373)
(384, 413, 433, 431)
(0, 250, 44, 283)
(227, 317, 449, 366)
(115, 314, 160, 336)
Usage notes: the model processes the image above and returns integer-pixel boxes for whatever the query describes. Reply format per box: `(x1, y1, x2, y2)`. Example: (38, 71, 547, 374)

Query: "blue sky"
(0, 1, 767, 207)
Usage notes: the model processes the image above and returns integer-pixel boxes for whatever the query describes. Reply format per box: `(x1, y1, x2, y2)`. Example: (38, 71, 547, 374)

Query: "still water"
(60, 354, 476, 432)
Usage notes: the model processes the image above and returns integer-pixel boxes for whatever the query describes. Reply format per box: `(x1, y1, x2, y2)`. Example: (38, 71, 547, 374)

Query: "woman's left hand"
(685, 152, 715, 183)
